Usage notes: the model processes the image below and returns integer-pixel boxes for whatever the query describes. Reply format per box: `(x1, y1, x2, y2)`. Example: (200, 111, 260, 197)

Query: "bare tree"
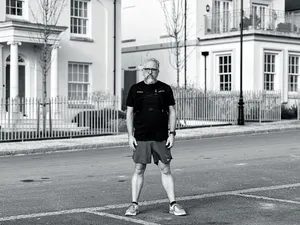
(159, 0, 186, 87)
(29, 0, 67, 134)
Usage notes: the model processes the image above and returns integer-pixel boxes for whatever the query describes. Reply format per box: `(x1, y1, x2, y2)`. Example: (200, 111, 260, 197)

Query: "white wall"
(122, 46, 197, 88)
(0, 0, 5, 21)
(122, 0, 167, 46)
(122, 0, 198, 47)
(198, 35, 300, 102)
(272, 0, 285, 11)
(253, 37, 300, 102)
(57, 0, 121, 97)
(197, 0, 211, 38)
(199, 39, 239, 91)
(0, 0, 122, 99)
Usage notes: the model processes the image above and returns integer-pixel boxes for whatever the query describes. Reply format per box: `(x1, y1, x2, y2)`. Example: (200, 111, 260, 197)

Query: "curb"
(176, 126, 300, 140)
(1, 125, 300, 157)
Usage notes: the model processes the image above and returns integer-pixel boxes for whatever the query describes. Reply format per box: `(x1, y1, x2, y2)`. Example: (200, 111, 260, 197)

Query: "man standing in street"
(125, 58, 187, 216)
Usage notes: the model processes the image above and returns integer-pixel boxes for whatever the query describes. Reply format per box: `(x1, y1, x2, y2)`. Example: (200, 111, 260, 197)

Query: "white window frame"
(68, 62, 90, 100)
(213, 0, 233, 33)
(288, 55, 299, 93)
(263, 53, 276, 91)
(6, 0, 23, 16)
(251, 2, 270, 30)
(218, 54, 232, 91)
(5, 0, 28, 20)
(70, 0, 91, 37)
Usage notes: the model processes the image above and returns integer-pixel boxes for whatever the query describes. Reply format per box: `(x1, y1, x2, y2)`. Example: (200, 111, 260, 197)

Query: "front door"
(5, 65, 26, 112)
(123, 70, 137, 110)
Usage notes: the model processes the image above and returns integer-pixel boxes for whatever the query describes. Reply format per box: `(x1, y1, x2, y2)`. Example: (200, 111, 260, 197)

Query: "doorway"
(122, 70, 137, 110)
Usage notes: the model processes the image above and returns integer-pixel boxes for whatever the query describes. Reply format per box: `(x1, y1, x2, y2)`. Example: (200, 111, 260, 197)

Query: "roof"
(286, 0, 300, 11)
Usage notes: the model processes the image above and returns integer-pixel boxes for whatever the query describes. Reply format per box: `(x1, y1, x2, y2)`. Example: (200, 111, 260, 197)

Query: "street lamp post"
(201, 51, 209, 95)
(238, 0, 245, 125)
(202, 51, 209, 118)
(184, 0, 187, 89)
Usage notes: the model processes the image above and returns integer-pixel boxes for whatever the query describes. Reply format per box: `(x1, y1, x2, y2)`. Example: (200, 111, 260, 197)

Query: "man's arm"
(126, 106, 137, 150)
(126, 106, 134, 137)
(165, 105, 176, 148)
(168, 105, 176, 132)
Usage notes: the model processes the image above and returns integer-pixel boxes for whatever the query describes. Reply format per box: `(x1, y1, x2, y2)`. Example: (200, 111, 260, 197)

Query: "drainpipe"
(113, 0, 116, 96)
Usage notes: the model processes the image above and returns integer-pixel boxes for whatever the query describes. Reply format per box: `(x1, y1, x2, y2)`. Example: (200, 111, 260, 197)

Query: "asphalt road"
(1, 131, 300, 225)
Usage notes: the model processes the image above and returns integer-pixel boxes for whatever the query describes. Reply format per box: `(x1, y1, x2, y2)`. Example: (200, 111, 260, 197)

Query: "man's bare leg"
(158, 161, 175, 202)
(132, 163, 147, 202)
(158, 161, 187, 215)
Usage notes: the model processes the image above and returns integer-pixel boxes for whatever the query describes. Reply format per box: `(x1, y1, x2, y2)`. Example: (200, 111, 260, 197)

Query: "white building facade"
(122, 0, 300, 104)
(0, 0, 122, 103)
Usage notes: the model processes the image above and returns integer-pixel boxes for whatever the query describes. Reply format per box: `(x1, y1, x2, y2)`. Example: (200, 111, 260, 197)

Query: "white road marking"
(236, 163, 247, 166)
(86, 211, 161, 225)
(1, 182, 300, 222)
(232, 193, 300, 205)
(174, 169, 184, 172)
(259, 203, 276, 210)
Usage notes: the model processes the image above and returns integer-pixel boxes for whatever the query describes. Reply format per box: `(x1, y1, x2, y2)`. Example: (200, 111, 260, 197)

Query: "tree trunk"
(42, 61, 47, 135)
(176, 41, 180, 87)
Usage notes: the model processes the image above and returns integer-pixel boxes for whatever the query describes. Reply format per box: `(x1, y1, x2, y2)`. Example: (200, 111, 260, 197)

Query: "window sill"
(70, 36, 94, 43)
(5, 15, 27, 22)
(121, 39, 136, 43)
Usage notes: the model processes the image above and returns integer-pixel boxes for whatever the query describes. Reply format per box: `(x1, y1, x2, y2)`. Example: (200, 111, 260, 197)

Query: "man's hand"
(166, 134, 175, 149)
(128, 135, 138, 151)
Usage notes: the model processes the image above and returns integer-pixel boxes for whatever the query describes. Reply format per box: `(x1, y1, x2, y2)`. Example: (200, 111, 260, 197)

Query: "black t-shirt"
(126, 81, 175, 141)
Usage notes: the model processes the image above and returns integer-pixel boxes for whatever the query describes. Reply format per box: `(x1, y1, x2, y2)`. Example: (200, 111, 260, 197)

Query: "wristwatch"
(169, 131, 176, 136)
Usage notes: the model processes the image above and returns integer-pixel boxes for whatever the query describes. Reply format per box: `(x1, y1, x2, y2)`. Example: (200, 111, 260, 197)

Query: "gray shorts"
(132, 141, 173, 165)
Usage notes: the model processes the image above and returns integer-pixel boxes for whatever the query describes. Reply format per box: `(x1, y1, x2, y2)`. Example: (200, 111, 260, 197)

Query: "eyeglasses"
(143, 68, 159, 73)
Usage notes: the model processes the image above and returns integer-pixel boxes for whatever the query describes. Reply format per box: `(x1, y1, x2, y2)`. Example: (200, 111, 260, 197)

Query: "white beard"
(144, 75, 157, 84)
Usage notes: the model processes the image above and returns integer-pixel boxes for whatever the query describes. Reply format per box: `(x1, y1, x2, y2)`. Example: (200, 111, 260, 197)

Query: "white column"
(0, 44, 4, 113)
(0, 44, 3, 100)
(50, 46, 59, 99)
(7, 41, 21, 99)
(50, 46, 60, 118)
(283, 50, 289, 103)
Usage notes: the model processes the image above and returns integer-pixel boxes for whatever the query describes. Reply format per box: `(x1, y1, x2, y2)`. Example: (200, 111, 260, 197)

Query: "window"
(264, 53, 275, 91)
(68, 63, 89, 100)
(70, 0, 89, 35)
(218, 55, 232, 91)
(252, 3, 268, 29)
(288, 55, 299, 92)
(6, 0, 23, 16)
(213, 0, 231, 33)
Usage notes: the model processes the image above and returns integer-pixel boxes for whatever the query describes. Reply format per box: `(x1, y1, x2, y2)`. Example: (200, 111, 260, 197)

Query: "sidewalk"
(1, 120, 300, 156)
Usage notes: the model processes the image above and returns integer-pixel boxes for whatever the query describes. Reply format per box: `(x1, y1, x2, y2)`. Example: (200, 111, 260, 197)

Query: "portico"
(0, 21, 67, 102)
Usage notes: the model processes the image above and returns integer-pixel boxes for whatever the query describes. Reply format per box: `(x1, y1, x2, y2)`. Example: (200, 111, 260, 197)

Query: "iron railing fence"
(204, 8, 300, 35)
(0, 96, 121, 142)
(173, 90, 282, 129)
(0, 90, 284, 142)
(243, 90, 281, 122)
(174, 91, 237, 129)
